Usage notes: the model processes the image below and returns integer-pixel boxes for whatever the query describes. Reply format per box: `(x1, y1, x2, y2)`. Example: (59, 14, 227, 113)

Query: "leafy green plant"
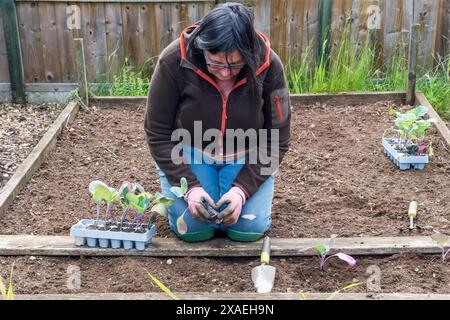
(299, 235, 357, 270)
(431, 232, 450, 262)
(0, 263, 15, 300)
(388, 105, 435, 154)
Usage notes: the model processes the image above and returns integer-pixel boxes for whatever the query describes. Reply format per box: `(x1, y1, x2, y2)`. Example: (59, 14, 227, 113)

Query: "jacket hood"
(179, 24, 271, 76)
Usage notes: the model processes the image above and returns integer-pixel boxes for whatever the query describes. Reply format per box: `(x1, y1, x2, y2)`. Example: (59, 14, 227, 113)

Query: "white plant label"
(67, 5, 81, 30)
(367, 5, 382, 30)
(66, 265, 81, 290)
(366, 265, 381, 292)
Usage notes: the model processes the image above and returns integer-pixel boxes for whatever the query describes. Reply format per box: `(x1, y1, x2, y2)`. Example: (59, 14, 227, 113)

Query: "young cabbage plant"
(299, 235, 357, 270)
(118, 182, 145, 230)
(431, 232, 450, 262)
(89, 180, 120, 226)
(126, 191, 152, 230)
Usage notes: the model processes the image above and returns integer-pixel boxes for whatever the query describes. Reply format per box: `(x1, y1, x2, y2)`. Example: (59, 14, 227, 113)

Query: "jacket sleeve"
(144, 58, 200, 189)
(232, 53, 291, 198)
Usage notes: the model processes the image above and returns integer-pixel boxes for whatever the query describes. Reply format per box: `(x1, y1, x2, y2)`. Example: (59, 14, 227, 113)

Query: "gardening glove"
(216, 186, 246, 225)
(184, 187, 215, 223)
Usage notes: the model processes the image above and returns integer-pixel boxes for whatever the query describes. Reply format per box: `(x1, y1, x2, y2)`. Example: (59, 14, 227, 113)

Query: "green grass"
(287, 17, 450, 120)
(91, 19, 449, 120)
(93, 58, 150, 96)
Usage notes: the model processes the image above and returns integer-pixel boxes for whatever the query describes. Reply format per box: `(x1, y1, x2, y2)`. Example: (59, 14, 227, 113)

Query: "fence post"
(317, 0, 333, 62)
(406, 24, 419, 106)
(73, 38, 89, 107)
(0, 0, 26, 103)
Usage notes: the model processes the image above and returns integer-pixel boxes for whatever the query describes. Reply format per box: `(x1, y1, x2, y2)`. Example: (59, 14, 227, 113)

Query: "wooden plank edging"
(415, 92, 450, 147)
(14, 292, 450, 300)
(91, 92, 407, 108)
(289, 92, 406, 106)
(0, 101, 80, 216)
(0, 235, 442, 257)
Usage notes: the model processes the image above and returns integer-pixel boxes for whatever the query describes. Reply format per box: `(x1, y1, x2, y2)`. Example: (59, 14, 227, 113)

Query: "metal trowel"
(251, 236, 276, 293)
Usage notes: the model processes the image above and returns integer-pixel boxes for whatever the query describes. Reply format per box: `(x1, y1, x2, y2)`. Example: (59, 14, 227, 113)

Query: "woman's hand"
(216, 187, 246, 225)
(184, 187, 215, 222)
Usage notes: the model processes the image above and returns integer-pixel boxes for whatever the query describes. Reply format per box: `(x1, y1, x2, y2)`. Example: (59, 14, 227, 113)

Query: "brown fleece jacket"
(144, 25, 291, 198)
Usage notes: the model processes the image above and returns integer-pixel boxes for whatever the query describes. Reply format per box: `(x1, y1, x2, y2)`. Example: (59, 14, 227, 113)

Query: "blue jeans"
(155, 146, 275, 242)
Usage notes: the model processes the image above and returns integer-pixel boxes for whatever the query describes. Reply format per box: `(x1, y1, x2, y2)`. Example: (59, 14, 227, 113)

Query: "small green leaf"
(150, 203, 168, 217)
(170, 186, 185, 198)
(314, 243, 328, 256)
(177, 214, 188, 235)
(180, 177, 188, 194)
(431, 232, 448, 247)
(89, 181, 111, 203)
(388, 109, 397, 116)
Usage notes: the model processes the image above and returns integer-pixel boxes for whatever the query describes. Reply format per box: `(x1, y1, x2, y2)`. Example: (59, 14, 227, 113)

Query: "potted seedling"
(70, 179, 178, 250)
(299, 235, 357, 271)
(383, 106, 435, 170)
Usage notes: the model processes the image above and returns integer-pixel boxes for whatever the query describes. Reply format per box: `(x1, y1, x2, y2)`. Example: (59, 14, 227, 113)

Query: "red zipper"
(194, 69, 247, 135)
(275, 95, 283, 121)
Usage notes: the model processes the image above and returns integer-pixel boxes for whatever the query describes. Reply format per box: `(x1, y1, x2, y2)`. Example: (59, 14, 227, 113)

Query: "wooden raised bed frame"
(0, 92, 449, 300)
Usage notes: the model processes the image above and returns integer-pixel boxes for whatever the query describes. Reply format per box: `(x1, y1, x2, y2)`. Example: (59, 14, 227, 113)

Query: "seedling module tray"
(70, 219, 156, 250)
(382, 138, 428, 170)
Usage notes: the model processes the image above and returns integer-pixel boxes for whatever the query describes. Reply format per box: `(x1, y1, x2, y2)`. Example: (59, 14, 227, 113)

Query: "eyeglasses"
(204, 53, 246, 71)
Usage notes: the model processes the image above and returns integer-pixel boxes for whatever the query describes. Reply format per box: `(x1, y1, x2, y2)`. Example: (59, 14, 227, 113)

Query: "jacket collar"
(179, 24, 271, 76)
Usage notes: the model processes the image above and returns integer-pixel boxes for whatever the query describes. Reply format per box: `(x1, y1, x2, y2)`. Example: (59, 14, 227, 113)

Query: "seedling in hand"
(431, 231, 450, 262)
(299, 235, 357, 270)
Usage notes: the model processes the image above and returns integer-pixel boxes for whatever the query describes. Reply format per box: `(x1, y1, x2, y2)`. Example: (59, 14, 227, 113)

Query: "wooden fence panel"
(0, 7, 10, 83)
(105, 2, 125, 80)
(0, 0, 448, 85)
(54, 3, 76, 82)
(16, 1, 44, 83)
(38, 3, 62, 82)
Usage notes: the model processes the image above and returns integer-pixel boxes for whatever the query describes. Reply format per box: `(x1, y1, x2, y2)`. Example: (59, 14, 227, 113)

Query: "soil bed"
(0, 102, 63, 191)
(0, 253, 449, 294)
(0, 101, 449, 237)
(0, 100, 449, 294)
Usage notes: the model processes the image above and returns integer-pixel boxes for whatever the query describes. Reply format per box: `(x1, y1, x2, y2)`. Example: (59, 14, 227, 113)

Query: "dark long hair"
(193, 2, 262, 94)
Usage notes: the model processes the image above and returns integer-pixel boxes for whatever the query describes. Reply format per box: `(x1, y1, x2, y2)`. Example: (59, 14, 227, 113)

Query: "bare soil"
(0, 100, 449, 294)
(0, 102, 63, 191)
(0, 253, 448, 295)
(1, 101, 449, 237)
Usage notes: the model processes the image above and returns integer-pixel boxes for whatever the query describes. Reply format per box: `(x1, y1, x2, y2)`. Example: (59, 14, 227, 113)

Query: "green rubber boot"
(227, 229, 264, 242)
(179, 229, 215, 243)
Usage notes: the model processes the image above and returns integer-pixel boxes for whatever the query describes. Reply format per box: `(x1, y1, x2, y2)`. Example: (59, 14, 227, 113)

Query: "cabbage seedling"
(299, 235, 357, 270)
(118, 182, 145, 230)
(126, 191, 152, 230)
(89, 180, 120, 227)
(431, 232, 450, 262)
